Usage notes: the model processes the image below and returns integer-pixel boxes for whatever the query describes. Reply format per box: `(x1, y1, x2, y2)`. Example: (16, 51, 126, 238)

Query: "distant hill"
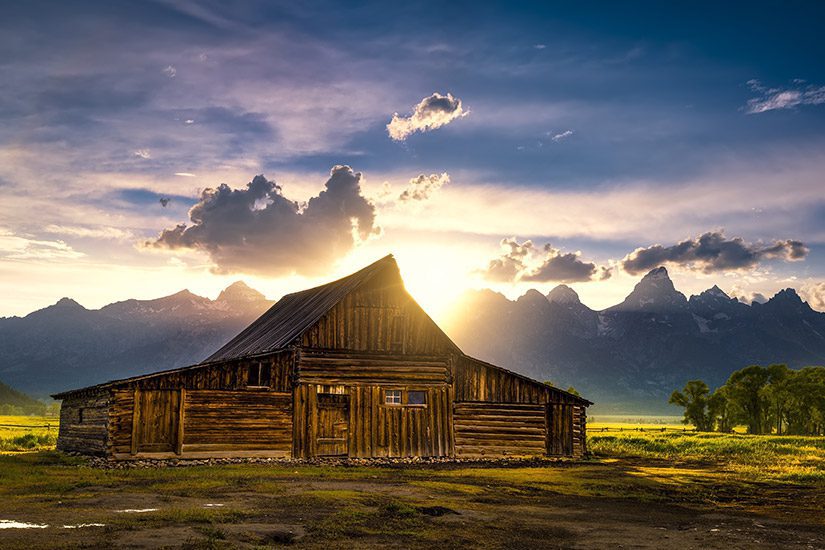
(442, 267, 825, 413)
(0, 378, 46, 414)
(0, 282, 273, 396)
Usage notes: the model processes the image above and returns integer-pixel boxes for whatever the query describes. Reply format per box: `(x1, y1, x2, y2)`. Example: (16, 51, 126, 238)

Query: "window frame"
(384, 389, 402, 405)
(246, 361, 271, 388)
(382, 389, 428, 407)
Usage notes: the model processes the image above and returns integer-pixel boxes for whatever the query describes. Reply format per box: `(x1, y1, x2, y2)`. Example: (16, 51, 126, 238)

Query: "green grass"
(589, 431, 825, 483)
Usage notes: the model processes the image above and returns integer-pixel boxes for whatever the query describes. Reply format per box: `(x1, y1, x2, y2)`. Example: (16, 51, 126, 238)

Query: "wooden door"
(546, 403, 573, 456)
(132, 390, 181, 454)
(315, 393, 349, 456)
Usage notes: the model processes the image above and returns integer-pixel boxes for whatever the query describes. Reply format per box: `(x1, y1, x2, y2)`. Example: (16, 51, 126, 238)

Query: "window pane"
(247, 363, 259, 386)
(407, 391, 426, 405)
(385, 390, 402, 404)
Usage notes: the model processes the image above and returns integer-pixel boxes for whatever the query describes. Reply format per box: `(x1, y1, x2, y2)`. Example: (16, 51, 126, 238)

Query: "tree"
(725, 365, 770, 434)
(669, 380, 715, 431)
(708, 385, 735, 433)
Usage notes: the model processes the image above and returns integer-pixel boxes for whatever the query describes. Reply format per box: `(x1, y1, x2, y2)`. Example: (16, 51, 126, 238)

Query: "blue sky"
(2, 0, 825, 318)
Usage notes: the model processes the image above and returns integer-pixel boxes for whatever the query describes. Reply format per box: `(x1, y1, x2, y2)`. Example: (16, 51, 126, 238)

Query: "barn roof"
(203, 254, 406, 363)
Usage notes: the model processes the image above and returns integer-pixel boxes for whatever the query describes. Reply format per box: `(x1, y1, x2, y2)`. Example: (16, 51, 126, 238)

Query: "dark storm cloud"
(148, 166, 377, 276)
(622, 231, 809, 274)
(482, 239, 609, 283)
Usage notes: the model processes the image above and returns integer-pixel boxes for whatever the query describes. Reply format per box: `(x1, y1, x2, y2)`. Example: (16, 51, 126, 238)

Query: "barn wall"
(115, 351, 293, 392)
(453, 355, 550, 404)
(182, 390, 292, 455)
(56, 391, 110, 456)
(300, 272, 454, 355)
(293, 382, 453, 459)
(453, 402, 547, 458)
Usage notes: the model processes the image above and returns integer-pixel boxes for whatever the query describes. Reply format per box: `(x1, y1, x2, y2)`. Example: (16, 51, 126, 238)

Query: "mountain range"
(0, 282, 273, 397)
(442, 267, 825, 412)
(2, 268, 824, 412)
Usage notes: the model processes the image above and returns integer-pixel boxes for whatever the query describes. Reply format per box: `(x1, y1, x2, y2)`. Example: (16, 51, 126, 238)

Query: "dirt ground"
(0, 455, 822, 549)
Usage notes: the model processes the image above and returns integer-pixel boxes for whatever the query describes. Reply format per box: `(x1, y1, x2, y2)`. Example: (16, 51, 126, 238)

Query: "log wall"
(453, 402, 547, 458)
(109, 388, 292, 458)
(297, 349, 450, 385)
(56, 391, 109, 456)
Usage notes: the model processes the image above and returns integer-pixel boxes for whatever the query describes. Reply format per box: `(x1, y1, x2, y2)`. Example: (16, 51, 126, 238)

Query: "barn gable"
(204, 254, 457, 363)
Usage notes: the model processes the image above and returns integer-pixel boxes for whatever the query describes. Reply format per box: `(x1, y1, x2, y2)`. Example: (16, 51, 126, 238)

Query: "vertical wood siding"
(293, 383, 453, 458)
(300, 273, 454, 355)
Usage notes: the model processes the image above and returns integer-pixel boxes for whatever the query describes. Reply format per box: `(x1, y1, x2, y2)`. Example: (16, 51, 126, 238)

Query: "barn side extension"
(53, 255, 591, 460)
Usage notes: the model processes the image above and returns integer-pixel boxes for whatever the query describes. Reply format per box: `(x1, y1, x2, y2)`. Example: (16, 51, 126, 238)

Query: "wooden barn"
(52, 255, 591, 460)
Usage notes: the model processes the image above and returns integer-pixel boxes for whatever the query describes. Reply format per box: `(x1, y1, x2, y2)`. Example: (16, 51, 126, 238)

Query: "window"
(384, 389, 402, 405)
(247, 362, 271, 387)
(407, 391, 427, 405)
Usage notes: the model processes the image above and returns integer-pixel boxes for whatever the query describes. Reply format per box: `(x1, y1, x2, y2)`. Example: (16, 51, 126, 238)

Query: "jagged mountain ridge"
(0, 282, 273, 396)
(443, 268, 825, 413)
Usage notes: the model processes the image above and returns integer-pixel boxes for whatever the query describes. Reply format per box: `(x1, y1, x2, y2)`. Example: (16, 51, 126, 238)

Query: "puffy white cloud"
(162, 65, 177, 78)
(387, 93, 468, 141)
(148, 166, 378, 276)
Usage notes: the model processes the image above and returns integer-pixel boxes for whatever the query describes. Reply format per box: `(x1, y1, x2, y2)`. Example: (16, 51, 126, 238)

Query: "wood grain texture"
(453, 402, 548, 458)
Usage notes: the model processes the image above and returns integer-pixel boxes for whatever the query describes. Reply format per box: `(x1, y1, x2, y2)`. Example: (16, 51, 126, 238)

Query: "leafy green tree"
(669, 380, 715, 431)
(725, 365, 770, 434)
(708, 385, 735, 433)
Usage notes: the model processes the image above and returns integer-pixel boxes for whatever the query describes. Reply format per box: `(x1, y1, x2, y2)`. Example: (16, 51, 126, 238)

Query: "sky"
(2, 0, 825, 321)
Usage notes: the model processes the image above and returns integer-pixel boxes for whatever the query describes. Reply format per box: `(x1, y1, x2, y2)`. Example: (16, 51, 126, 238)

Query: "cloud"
(481, 238, 609, 283)
(621, 231, 808, 274)
(43, 224, 134, 241)
(801, 282, 825, 311)
(0, 228, 84, 260)
(736, 292, 768, 305)
(162, 65, 177, 78)
(551, 129, 574, 142)
(147, 166, 378, 276)
(745, 79, 825, 114)
(133, 149, 151, 159)
(175, 172, 196, 177)
(387, 93, 468, 141)
(398, 173, 450, 202)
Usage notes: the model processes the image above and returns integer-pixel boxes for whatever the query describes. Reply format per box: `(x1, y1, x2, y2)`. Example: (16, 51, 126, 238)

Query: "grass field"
(0, 416, 822, 548)
(0, 415, 58, 452)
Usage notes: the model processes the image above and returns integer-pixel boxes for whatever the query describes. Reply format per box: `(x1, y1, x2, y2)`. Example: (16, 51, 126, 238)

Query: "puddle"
(63, 523, 106, 529)
(0, 520, 49, 529)
(114, 509, 159, 513)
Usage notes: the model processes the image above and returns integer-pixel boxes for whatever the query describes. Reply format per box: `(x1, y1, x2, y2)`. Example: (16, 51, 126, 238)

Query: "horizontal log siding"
(453, 402, 547, 458)
(182, 390, 292, 454)
(300, 272, 453, 355)
(297, 350, 450, 385)
(57, 391, 109, 456)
